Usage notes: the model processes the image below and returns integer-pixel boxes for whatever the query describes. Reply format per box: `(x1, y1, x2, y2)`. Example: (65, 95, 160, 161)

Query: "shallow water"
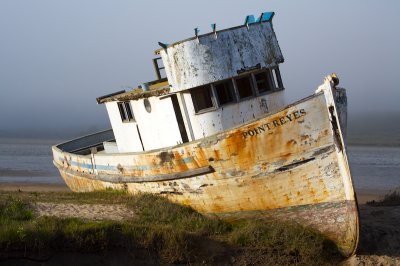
(0, 138, 399, 190)
(0, 138, 63, 184)
(347, 145, 400, 190)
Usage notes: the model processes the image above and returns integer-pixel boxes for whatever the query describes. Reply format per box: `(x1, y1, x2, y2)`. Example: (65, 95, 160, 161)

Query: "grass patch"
(0, 191, 341, 265)
(127, 193, 230, 234)
(0, 197, 33, 222)
(228, 219, 338, 265)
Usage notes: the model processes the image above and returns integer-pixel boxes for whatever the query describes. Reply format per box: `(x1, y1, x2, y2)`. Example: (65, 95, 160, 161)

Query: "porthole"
(144, 99, 152, 113)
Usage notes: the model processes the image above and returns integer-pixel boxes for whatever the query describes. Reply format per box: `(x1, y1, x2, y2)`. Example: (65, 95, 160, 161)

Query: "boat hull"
(53, 85, 358, 256)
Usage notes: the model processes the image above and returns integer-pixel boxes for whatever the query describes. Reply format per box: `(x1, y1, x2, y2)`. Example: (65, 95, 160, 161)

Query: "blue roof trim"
(244, 12, 274, 26)
(243, 15, 255, 25)
(256, 12, 275, 23)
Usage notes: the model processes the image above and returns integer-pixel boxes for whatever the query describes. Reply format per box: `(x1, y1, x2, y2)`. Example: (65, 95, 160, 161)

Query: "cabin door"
(170, 94, 189, 143)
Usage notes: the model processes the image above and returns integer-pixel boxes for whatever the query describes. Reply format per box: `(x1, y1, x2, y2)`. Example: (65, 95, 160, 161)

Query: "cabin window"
(235, 76, 254, 99)
(152, 57, 166, 80)
(271, 67, 284, 90)
(254, 71, 273, 94)
(191, 85, 214, 113)
(117, 102, 135, 122)
(215, 80, 235, 106)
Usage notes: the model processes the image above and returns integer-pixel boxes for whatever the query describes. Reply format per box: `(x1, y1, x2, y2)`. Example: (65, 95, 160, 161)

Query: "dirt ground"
(33, 202, 136, 221)
(342, 204, 400, 265)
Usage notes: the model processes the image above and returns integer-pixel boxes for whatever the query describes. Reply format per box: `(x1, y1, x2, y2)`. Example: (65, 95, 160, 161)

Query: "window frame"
(188, 66, 284, 115)
(117, 101, 136, 123)
(213, 79, 236, 106)
(234, 75, 256, 101)
(253, 70, 275, 95)
(271, 67, 284, 91)
(190, 84, 216, 114)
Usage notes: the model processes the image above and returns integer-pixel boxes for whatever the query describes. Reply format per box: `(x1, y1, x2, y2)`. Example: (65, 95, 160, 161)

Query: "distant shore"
(347, 140, 400, 147)
(0, 182, 69, 192)
(355, 188, 389, 204)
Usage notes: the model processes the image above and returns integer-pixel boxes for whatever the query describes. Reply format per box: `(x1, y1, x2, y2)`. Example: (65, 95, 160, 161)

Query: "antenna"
(194, 27, 200, 42)
(211, 23, 217, 38)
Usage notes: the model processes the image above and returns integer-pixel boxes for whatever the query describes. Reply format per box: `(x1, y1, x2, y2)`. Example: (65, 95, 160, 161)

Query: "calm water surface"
(0, 138, 63, 184)
(0, 138, 399, 190)
(347, 145, 400, 190)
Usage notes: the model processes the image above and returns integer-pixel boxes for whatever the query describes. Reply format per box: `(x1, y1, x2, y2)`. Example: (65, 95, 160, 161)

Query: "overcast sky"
(0, 0, 399, 137)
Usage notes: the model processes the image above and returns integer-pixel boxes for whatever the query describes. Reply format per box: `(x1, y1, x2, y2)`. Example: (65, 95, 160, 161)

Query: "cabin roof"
(96, 80, 170, 104)
(154, 12, 275, 54)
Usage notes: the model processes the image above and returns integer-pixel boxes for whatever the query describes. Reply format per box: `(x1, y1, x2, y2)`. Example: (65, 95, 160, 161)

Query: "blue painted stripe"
(95, 164, 117, 171)
(70, 161, 93, 169)
(124, 165, 152, 171)
(57, 156, 194, 172)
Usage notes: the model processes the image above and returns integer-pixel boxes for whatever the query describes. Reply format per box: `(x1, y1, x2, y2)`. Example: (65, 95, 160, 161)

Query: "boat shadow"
(356, 204, 400, 257)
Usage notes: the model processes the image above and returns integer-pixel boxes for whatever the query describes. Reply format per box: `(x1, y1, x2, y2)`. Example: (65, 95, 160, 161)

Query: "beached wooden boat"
(52, 12, 359, 256)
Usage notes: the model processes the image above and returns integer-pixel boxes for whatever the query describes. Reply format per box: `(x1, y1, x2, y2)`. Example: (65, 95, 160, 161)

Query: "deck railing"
(57, 129, 115, 154)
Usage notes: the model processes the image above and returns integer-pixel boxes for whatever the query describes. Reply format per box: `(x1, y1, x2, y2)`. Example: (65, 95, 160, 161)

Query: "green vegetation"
(0, 191, 341, 265)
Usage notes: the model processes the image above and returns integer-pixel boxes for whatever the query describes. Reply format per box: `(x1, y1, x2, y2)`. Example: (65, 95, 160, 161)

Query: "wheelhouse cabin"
(97, 12, 286, 153)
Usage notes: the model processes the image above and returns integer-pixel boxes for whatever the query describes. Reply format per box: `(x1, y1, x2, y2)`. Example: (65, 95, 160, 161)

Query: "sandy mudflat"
(34, 202, 136, 221)
(343, 204, 400, 265)
(344, 255, 400, 265)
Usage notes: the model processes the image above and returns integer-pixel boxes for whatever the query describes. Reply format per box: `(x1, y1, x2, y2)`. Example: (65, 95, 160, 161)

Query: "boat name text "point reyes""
(242, 109, 306, 138)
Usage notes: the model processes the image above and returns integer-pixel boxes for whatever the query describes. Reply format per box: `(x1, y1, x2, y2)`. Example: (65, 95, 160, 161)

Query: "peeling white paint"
(160, 22, 283, 92)
(106, 96, 184, 152)
(183, 90, 285, 140)
(105, 102, 143, 152)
